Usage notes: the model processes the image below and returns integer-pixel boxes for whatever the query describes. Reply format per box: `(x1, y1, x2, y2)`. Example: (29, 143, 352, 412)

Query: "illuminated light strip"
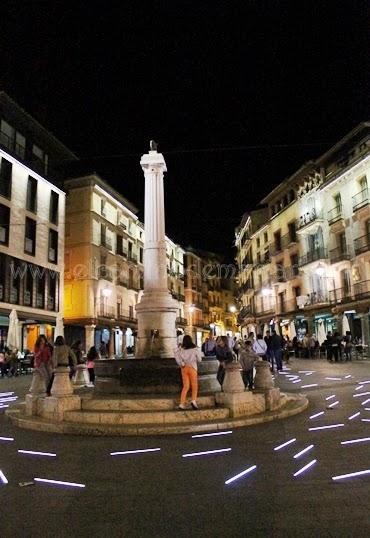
(298, 371, 315, 374)
(364, 408, 370, 411)
(301, 384, 318, 388)
(355, 385, 364, 391)
(0, 437, 14, 441)
(305, 373, 313, 376)
(328, 401, 339, 408)
(292, 380, 301, 384)
(353, 392, 370, 398)
(182, 448, 231, 458)
(110, 448, 161, 456)
(192, 431, 233, 438)
(0, 397, 18, 403)
(309, 424, 345, 431)
(361, 399, 370, 406)
(273, 438, 296, 451)
(344, 375, 352, 379)
(348, 412, 361, 420)
(359, 380, 370, 384)
(325, 395, 336, 400)
(293, 444, 314, 459)
(0, 392, 14, 397)
(34, 478, 85, 488)
(0, 405, 9, 408)
(309, 412, 325, 419)
(225, 465, 257, 485)
(18, 450, 56, 457)
(332, 469, 370, 481)
(325, 377, 342, 381)
(293, 459, 317, 477)
(361, 419, 370, 422)
(0, 470, 8, 484)
(341, 437, 370, 445)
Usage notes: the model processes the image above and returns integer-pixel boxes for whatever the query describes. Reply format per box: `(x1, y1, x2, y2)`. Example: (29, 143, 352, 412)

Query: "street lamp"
(315, 264, 326, 277)
(102, 287, 112, 297)
(210, 322, 215, 336)
(229, 305, 237, 313)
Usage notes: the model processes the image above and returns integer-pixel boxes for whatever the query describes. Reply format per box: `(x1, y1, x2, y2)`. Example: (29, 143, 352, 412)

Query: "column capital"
(140, 150, 167, 172)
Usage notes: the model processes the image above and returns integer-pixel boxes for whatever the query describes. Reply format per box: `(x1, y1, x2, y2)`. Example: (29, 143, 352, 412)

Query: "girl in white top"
(174, 335, 202, 410)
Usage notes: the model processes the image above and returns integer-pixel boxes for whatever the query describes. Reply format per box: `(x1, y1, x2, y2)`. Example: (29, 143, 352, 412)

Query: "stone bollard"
(215, 362, 265, 417)
(73, 364, 90, 386)
(254, 361, 281, 411)
(222, 362, 245, 393)
(254, 361, 274, 389)
(38, 366, 81, 422)
(25, 369, 46, 416)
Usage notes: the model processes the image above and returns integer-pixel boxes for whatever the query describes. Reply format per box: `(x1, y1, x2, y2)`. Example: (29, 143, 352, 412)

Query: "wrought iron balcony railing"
(299, 247, 328, 267)
(327, 205, 343, 224)
(354, 234, 370, 255)
(352, 188, 369, 211)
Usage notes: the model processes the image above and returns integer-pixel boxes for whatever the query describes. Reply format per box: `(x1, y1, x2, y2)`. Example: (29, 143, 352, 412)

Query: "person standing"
(270, 330, 284, 371)
(343, 331, 353, 361)
(239, 340, 261, 390)
(215, 335, 234, 387)
(51, 336, 77, 381)
(34, 335, 52, 394)
(204, 335, 217, 356)
(174, 335, 202, 410)
(326, 331, 334, 362)
(332, 331, 342, 362)
(252, 333, 268, 360)
(86, 346, 99, 384)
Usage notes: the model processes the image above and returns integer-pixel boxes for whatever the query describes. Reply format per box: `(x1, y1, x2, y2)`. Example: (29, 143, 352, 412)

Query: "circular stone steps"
(81, 394, 216, 412)
(64, 407, 230, 425)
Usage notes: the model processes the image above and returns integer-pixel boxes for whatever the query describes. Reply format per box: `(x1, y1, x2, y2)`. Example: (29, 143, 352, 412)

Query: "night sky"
(1, 1, 369, 259)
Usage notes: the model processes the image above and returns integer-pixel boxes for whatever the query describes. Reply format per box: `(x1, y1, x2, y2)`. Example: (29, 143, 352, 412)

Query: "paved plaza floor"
(1, 358, 370, 537)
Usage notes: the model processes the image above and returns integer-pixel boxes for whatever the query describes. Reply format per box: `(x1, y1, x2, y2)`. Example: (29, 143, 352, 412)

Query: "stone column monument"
(135, 142, 178, 358)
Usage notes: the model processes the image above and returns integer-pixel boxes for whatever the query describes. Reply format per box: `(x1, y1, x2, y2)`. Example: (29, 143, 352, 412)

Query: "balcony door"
(340, 269, 351, 295)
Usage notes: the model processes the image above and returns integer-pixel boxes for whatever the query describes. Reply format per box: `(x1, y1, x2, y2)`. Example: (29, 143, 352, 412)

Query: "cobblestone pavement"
(1, 358, 370, 538)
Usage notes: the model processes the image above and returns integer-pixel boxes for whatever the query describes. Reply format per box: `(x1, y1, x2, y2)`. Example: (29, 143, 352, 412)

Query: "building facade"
(63, 174, 185, 355)
(236, 122, 370, 345)
(0, 93, 74, 351)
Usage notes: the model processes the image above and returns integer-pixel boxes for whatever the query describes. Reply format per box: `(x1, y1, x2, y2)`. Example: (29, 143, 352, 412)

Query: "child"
(86, 346, 99, 385)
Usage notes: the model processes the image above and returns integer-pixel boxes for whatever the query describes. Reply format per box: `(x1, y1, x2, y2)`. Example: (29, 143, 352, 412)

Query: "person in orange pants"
(174, 335, 202, 410)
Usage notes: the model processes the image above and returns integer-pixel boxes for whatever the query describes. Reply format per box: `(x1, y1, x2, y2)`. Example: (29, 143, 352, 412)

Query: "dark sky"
(1, 1, 369, 259)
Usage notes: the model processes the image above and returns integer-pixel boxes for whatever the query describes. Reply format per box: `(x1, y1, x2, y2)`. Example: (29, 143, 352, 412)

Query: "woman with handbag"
(252, 333, 268, 360)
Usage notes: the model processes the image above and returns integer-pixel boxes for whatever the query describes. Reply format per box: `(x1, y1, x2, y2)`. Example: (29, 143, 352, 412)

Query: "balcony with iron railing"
(353, 279, 370, 300)
(329, 245, 352, 264)
(352, 188, 369, 212)
(299, 247, 328, 267)
(327, 205, 343, 225)
(306, 291, 329, 306)
(101, 237, 113, 250)
(354, 234, 370, 255)
(117, 311, 137, 323)
(329, 287, 354, 305)
(116, 278, 128, 288)
(281, 232, 298, 248)
(176, 317, 188, 326)
(277, 298, 298, 314)
(98, 266, 113, 281)
(98, 304, 116, 318)
(269, 241, 283, 257)
(296, 208, 323, 232)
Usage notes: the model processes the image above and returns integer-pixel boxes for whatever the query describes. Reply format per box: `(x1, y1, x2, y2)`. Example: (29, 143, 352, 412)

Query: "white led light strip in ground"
(0, 392, 14, 397)
(0, 437, 14, 441)
(293, 459, 317, 477)
(182, 448, 231, 458)
(18, 450, 56, 457)
(301, 384, 318, 388)
(34, 478, 85, 488)
(353, 392, 370, 398)
(344, 375, 352, 379)
(325, 395, 336, 400)
(348, 412, 360, 420)
(325, 377, 342, 381)
(309, 412, 325, 419)
(332, 469, 370, 481)
(309, 424, 344, 431)
(341, 437, 370, 445)
(225, 465, 257, 485)
(355, 385, 364, 391)
(192, 431, 233, 438)
(328, 401, 339, 408)
(293, 445, 314, 459)
(273, 438, 296, 451)
(110, 448, 161, 456)
(361, 399, 370, 405)
(0, 470, 8, 484)
(361, 419, 370, 422)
